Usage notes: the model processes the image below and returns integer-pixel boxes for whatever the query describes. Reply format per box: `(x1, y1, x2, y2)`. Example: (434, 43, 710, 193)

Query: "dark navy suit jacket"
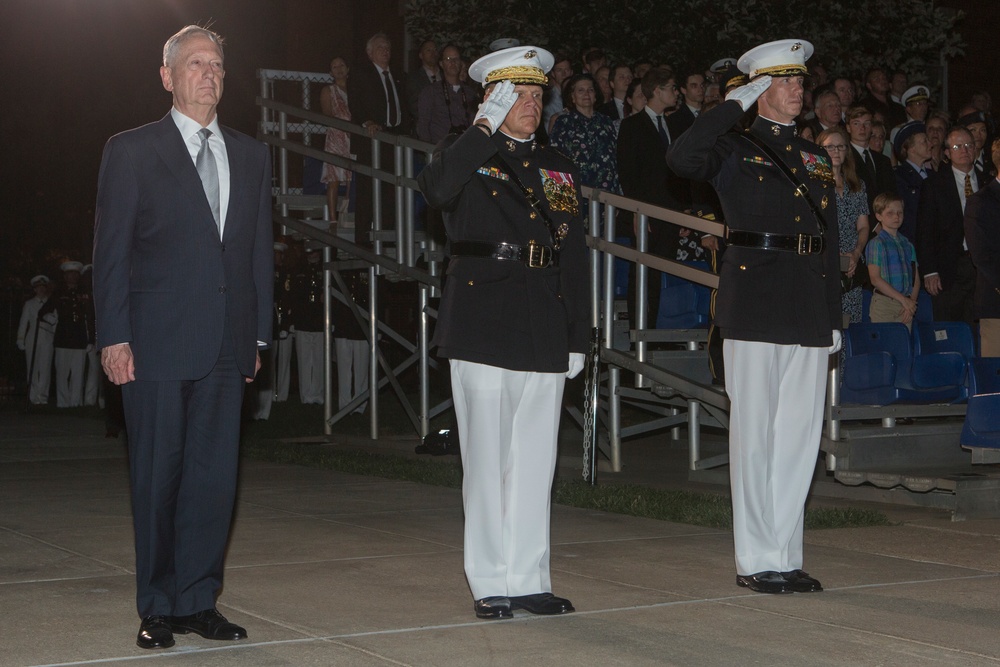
(93, 114, 273, 381)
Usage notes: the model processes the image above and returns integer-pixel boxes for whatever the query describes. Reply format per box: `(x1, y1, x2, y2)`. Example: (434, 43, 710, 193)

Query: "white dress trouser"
(335, 338, 369, 412)
(54, 348, 86, 408)
(724, 339, 827, 576)
(296, 330, 325, 404)
(450, 360, 565, 600)
(26, 330, 54, 405)
(274, 333, 294, 401)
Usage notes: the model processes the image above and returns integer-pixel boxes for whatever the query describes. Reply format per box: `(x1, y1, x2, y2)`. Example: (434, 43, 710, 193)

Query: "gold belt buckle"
(527, 241, 551, 268)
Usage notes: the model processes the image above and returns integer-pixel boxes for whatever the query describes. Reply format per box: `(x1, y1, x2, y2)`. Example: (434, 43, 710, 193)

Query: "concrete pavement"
(3, 408, 1000, 666)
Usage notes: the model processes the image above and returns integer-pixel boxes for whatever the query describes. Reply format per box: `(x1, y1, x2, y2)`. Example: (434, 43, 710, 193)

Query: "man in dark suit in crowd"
(666, 70, 706, 139)
(860, 67, 906, 129)
(597, 63, 633, 120)
(348, 32, 407, 246)
(917, 126, 983, 324)
(669, 39, 841, 596)
(405, 39, 440, 124)
(93, 25, 273, 650)
(893, 121, 931, 242)
(964, 138, 1000, 356)
(847, 106, 896, 218)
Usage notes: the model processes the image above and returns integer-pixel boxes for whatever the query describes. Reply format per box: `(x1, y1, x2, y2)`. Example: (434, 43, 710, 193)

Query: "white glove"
(725, 75, 772, 111)
(567, 352, 585, 379)
(17, 340, 25, 351)
(827, 330, 842, 355)
(279, 330, 289, 339)
(474, 80, 518, 134)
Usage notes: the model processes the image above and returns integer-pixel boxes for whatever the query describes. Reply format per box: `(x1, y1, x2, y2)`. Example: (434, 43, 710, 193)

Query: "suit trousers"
(54, 347, 86, 407)
(122, 331, 245, 618)
(724, 339, 827, 576)
(335, 337, 369, 412)
(931, 255, 976, 325)
(296, 330, 325, 404)
(450, 360, 565, 600)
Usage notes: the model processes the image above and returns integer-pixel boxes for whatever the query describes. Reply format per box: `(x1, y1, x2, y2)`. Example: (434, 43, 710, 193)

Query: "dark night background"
(0, 0, 993, 278)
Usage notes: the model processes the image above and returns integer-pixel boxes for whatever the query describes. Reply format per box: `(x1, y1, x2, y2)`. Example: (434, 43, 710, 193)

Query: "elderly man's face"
(815, 93, 841, 126)
(160, 34, 225, 117)
(440, 47, 461, 79)
(493, 84, 543, 139)
(945, 130, 976, 171)
(369, 38, 391, 69)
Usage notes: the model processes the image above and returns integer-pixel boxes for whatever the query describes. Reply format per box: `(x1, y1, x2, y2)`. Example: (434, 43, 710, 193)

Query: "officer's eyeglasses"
(949, 142, 975, 151)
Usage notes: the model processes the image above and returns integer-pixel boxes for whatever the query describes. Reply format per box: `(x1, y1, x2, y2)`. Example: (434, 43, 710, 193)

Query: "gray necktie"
(196, 128, 221, 232)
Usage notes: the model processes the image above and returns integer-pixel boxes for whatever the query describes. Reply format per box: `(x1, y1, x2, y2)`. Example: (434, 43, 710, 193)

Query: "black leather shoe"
(509, 593, 575, 615)
(170, 608, 247, 640)
(136, 615, 174, 649)
(474, 596, 512, 619)
(736, 571, 793, 594)
(783, 569, 823, 592)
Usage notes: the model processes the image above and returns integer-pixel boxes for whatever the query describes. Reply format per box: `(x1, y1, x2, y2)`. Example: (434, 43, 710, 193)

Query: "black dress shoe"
(137, 615, 174, 649)
(736, 571, 793, 594)
(509, 593, 575, 615)
(474, 596, 512, 619)
(782, 569, 823, 592)
(170, 608, 247, 640)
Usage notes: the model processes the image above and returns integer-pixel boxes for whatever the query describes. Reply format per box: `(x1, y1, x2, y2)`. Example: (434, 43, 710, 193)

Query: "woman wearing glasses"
(818, 126, 870, 324)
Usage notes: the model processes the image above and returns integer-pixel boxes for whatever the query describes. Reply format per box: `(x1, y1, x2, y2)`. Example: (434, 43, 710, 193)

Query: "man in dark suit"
(917, 126, 983, 324)
(348, 32, 407, 246)
(669, 39, 841, 596)
(597, 63, 632, 120)
(847, 106, 897, 218)
(666, 70, 706, 139)
(860, 67, 906, 129)
(893, 121, 931, 242)
(617, 68, 689, 323)
(965, 138, 1000, 356)
(93, 25, 273, 650)
(405, 39, 440, 124)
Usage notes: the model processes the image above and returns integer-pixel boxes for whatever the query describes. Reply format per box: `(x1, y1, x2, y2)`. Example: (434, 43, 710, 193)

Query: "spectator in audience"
(867, 192, 920, 327)
(893, 121, 932, 242)
(808, 87, 842, 136)
(847, 106, 896, 216)
(543, 53, 573, 130)
(704, 81, 721, 106)
(348, 32, 407, 247)
(818, 126, 869, 324)
(551, 74, 621, 195)
(890, 70, 908, 105)
(624, 78, 646, 116)
(964, 137, 1000, 356)
(925, 110, 950, 171)
(51, 261, 92, 408)
(917, 126, 983, 324)
(582, 47, 606, 74)
(416, 44, 478, 144)
(598, 63, 633, 120)
(957, 108, 992, 175)
(870, 118, 889, 157)
(17, 275, 55, 405)
(593, 65, 611, 106)
(633, 59, 653, 80)
(405, 39, 440, 122)
(319, 56, 352, 224)
(970, 89, 996, 134)
(667, 70, 706, 138)
(833, 77, 855, 119)
(890, 85, 930, 145)
(861, 67, 906, 128)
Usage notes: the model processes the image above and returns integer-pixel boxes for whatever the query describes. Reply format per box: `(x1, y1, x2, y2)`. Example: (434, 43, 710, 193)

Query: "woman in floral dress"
(817, 126, 870, 325)
(549, 73, 621, 198)
(320, 56, 352, 223)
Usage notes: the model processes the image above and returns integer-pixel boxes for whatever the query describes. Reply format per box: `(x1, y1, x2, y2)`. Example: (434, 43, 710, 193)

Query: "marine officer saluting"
(668, 40, 842, 594)
(418, 45, 589, 619)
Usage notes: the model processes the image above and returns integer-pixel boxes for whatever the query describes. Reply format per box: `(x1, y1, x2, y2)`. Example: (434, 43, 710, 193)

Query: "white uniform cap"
(30, 275, 50, 287)
(737, 39, 813, 80)
(469, 45, 554, 87)
(710, 58, 737, 73)
(902, 85, 929, 106)
(60, 261, 84, 273)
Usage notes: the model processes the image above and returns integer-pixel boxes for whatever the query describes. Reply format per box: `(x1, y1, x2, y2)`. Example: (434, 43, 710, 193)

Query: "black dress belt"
(727, 230, 825, 255)
(450, 241, 556, 268)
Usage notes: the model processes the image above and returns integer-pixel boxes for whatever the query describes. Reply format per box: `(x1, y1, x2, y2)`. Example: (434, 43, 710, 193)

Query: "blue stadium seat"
(656, 261, 711, 329)
(961, 359, 1000, 449)
(912, 321, 975, 400)
(842, 322, 966, 405)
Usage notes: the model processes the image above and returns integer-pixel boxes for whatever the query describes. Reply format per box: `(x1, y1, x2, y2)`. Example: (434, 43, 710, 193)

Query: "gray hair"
(163, 25, 224, 68)
(365, 32, 390, 56)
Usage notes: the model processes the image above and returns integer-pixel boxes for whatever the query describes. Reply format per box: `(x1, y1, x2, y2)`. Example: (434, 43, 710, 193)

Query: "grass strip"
(241, 439, 892, 530)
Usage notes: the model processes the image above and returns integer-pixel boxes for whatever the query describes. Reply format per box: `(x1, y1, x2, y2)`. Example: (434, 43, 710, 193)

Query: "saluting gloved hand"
(566, 352, 586, 379)
(827, 330, 842, 355)
(725, 75, 772, 111)
(474, 80, 518, 134)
